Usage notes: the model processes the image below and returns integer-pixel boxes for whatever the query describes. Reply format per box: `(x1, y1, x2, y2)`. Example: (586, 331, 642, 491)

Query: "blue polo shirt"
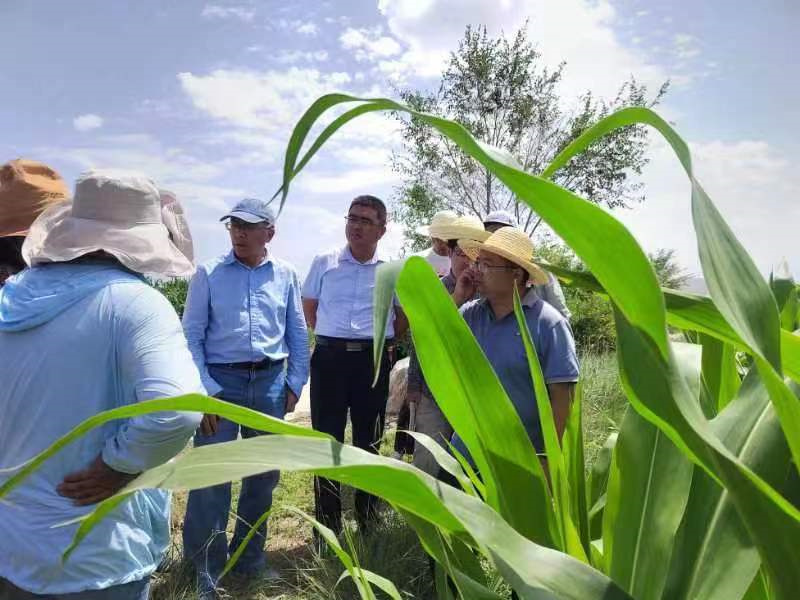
(302, 245, 396, 339)
(455, 296, 579, 453)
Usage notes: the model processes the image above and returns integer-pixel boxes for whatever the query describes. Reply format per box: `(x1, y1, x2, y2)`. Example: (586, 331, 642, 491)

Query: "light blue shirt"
(302, 245, 396, 339)
(0, 263, 203, 595)
(455, 297, 579, 453)
(182, 250, 309, 397)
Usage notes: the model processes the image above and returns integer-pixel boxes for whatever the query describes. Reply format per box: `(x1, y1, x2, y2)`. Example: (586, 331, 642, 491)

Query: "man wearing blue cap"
(181, 198, 309, 596)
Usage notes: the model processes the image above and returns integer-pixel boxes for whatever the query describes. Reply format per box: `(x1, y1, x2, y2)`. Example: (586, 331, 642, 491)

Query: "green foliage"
(149, 277, 189, 317)
(392, 23, 668, 246)
(7, 95, 800, 600)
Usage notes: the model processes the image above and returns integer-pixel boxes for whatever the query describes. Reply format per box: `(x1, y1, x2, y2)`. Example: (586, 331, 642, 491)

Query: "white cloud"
(201, 4, 255, 22)
(274, 49, 329, 64)
(73, 114, 104, 132)
(340, 27, 403, 61)
(376, 0, 671, 97)
(616, 137, 800, 277)
(673, 33, 700, 60)
(295, 166, 400, 195)
(295, 21, 319, 35)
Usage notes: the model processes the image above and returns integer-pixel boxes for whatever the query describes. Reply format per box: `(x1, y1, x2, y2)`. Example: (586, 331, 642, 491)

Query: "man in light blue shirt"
(302, 195, 407, 536)
(181, 198, 309, 595)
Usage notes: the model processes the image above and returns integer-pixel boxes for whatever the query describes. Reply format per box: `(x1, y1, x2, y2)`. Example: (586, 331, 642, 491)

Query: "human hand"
(285, 390, 299, 413)
(453, 266, 479, 306)
(57, 454, 137, 506)
(199, 413, 220, 436)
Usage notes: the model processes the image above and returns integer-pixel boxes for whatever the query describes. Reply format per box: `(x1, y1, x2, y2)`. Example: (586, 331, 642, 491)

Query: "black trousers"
(310, 343, 391, 533)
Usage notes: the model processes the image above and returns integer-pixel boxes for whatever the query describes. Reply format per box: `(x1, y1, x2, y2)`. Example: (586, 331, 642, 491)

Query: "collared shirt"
(525, 272, 571, 320)
(411, 246, 450, 277)
(457, 296, 579, 452)
(0, 263, 203, 594)
(182, 250, 310, 397)
(302, 245, 396, 339)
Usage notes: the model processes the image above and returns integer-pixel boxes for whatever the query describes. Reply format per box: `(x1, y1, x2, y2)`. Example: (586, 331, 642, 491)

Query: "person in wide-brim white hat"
(23, 170, 194, 277)
(430, 214, 491, 245)
(411, 210, 458, 276)
(458, 225, 548, 285)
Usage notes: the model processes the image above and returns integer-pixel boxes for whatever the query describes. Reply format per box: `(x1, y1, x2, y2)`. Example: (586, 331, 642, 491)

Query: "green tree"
(149, 277, 189, 317)
(649, 247, 691, 290)
(393, 24, 668, 250)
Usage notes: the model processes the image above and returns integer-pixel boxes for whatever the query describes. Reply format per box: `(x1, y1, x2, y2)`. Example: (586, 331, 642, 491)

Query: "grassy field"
(149, 351, 627, 599)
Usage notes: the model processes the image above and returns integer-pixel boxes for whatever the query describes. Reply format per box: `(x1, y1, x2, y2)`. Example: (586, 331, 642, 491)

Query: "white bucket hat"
(415, 210, 457, 237)
(459, 226, 548, 284)
(23, 170, 195, 277)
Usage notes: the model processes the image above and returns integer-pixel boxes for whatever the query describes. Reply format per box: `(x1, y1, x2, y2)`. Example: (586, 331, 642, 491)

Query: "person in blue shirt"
(302, 195, 408, 536)
(181, 197, 309, 596)
(0, 171, 202, 599)
(453, 226, 580, 463)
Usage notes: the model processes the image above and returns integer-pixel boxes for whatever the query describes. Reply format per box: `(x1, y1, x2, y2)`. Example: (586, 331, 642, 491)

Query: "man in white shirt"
(412, 210, 457, 276)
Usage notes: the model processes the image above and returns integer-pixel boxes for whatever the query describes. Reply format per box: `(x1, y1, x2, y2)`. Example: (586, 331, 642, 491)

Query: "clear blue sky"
(2, 0, 797, 277)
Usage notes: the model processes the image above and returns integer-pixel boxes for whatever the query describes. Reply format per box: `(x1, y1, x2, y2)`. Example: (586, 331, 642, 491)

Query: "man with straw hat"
(482, 209, 571, 320)
(0, 159, 69, 287)
(181, 197, 309, 595)
(406, 214, 490, 475)
(411, 209, 457, 276)
(0, 170, 203, 599)
(453, 226, 579, 460)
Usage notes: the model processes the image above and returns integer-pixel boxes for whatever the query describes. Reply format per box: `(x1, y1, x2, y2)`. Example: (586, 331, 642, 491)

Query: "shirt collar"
(224, 249, 273, 268)
(340, 245, 386, 266)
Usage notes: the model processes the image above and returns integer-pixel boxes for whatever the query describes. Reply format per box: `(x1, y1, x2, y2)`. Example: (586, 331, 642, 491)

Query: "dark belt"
(210, 356, 283, 370)
(315, 335, 395, 352)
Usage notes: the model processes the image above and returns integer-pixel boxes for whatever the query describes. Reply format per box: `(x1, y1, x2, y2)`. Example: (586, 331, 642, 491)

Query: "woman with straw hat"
(405, 214, 490, 475)
(452, 226, 579, 462)
(0, 170, 202, 599)
(0, 159, 69, 287)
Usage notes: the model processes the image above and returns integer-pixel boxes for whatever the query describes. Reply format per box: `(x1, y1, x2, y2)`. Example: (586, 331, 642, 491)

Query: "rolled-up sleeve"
(102, 288, 204, 474)
(285, 268, 310, 397)
(181, 267, 222, 396)
(540, 320, 580, 385)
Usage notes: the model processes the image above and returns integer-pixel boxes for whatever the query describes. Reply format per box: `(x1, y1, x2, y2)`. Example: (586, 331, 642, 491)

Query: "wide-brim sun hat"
(23, 170, 195, 277)
(458, 226, 549, 284)
(430, 214, 491, 243)
(0, 159, 69, 237)
(415, 209, 458, 237)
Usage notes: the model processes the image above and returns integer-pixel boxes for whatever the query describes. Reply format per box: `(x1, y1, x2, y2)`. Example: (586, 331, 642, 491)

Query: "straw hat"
(429, 214, 490, 243)
(0, 159, 69, 237)
(415, 210, 457, 237)
(23, 170, 194, 277)
(458, 226, 548, 284)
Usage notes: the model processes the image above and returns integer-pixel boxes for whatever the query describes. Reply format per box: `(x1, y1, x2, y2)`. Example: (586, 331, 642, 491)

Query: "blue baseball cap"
(220, 197, 276, 224)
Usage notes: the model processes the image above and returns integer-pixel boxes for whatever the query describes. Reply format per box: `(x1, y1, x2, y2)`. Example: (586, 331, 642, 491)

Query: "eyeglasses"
(344, 215, 381, 227)
(475, 261, 517, 274)
(225, 219, 270, 233)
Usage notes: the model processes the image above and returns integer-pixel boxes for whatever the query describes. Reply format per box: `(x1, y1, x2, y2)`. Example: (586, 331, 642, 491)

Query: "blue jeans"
(182, 362, 286, 584)
(0, 578, 149, 599)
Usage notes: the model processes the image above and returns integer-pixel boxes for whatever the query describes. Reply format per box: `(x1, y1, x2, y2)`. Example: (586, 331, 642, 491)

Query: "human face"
(475, 249, 522, 297)
(448, 243, 473, 277)
(345, 204, 385, 251)
(431, 237, 449, 257)
(226, 217, 274, 264)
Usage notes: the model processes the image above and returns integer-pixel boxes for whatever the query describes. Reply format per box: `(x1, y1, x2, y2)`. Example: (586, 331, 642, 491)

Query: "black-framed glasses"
(344, 215, 380, 227)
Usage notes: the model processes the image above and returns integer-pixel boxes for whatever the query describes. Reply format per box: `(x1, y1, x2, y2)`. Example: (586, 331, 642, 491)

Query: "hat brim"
(458, 239, 549, 285)
(430, 225, 491, 243)
(220, 210, 272, 224)
(23, 203, 195, 277)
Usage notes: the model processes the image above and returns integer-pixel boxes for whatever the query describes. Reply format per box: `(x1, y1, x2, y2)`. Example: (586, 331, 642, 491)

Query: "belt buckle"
(345, 341, 362, 352)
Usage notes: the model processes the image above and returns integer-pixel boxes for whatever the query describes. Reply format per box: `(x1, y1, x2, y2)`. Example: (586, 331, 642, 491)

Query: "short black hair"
(350, 195, 387, 224)
(447, 239, 459, 250)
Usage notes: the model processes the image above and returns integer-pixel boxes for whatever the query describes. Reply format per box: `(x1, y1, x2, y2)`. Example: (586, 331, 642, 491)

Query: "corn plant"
(2, 95, 799, 599)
